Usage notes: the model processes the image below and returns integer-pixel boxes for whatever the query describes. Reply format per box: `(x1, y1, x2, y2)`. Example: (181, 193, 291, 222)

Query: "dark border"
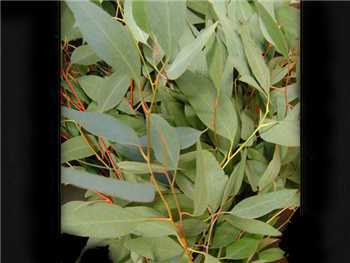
(1, 1, 60, 262)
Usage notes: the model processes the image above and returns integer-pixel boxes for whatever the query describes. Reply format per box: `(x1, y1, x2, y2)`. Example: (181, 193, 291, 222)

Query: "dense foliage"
(61, 0, 300, 262)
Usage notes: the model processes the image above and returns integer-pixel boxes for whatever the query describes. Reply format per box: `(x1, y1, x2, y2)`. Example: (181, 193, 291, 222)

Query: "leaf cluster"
(61, 0, 299, 262)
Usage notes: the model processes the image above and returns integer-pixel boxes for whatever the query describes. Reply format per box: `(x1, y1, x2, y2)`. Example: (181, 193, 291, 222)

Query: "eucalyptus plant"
(61, 0, 300, 262)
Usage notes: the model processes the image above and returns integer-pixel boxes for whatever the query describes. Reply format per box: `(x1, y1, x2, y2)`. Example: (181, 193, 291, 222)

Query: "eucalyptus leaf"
(66, 0, 140, 81)
(231, 189, 298, 219)
(71, 45, 100, 65)
(61, 167, 155, 202)
(167, 22, 218, 80)
(62, 107, 140, 146)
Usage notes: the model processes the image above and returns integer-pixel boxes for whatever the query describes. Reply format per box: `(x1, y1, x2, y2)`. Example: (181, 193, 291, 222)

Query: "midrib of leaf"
(99, 76, 126, 112)
(166, 2, 172, 58)
(79, 5, 139, 81)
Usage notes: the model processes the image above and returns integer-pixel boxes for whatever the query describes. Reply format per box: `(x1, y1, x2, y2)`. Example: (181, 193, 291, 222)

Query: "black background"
(2, 1, 350, 263)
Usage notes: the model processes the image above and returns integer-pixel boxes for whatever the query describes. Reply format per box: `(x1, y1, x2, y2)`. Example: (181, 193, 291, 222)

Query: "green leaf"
(212, 222, 240, 249)
(224, 215, 281, 236)
(207, 36, 226, 91)
(119, 161, 171, 174)
(240, 24, 270, 93)
(256, 2, 288, 57)
(175, 127, 202, 149)
(167, 22, 218, 80)
(230, 189, 298, 219)
(260, 119, 299, 147)
(258, 146, 281, 191)
(177, 71, 238, 141)
(193, 145, 228, 215)
(62, 201, 174, 238)
(66, 0, 140, 81)
(211, 2, 250, 76)
(182, 218, 206, 237)
(124, 0, 149, 44)
(205, 254, 221, 263)
(222, 150, 247, 203)
(61, 2, 81, 41)
(71, 45, 100, 65)
(61, 135, 96, 163)
(259, 247, 284, 262)
(62, 107, 139, 146)
(150, 114, 180, 170)
(78, 75, 104, 102)
(226, 237, 259, 260)
(125, 237, 183, 261)
(144, 0, 186, 59)
(96, 72, 130, 112)
(61, 167, 155, 202)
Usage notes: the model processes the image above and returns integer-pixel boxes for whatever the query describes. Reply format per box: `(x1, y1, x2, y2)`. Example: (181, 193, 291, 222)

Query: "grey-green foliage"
(61, 1, 299, 262)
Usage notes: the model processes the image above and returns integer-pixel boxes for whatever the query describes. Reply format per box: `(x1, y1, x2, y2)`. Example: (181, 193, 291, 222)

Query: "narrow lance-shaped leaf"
(230, 189, 298, 219)
(62, 201, 172, 239)
(124, 0, 149, 44)
(61, 135, 97, 163)
(256, 2, 289, 57)
(258, 145, 281, 191)
(62, 107, 140, 146)
(150, 114, 180, 170)
(167, 22, 218, 80)
(240, 24, 271, 93)
(66, 0, 140, 82)
(224, 214, 281, 236)
(222, 149, 247, 203)
(62, 167, 155, 202)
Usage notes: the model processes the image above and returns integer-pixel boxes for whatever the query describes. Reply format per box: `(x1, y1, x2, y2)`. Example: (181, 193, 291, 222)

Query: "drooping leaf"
(62, 107, 139, 146)
(61, 135, 97, 163)
(61, 167, 155, 202)
(224, 215, 281, 236)
(166, 22, 218, 80)
(71, 45, 100, 65)
(230, 189, 298, 219)
(124, 0, 149, 44)
(177, 71, 238, 141)
(256, 2, 288, 57)
(207, 36, 227, 91)
(240, 24, 271, 93)
(66, 0, 140, 81)
(150, 114, 180, 170)
(222, 150, 247, 203)
(258, 145, 281, 191)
